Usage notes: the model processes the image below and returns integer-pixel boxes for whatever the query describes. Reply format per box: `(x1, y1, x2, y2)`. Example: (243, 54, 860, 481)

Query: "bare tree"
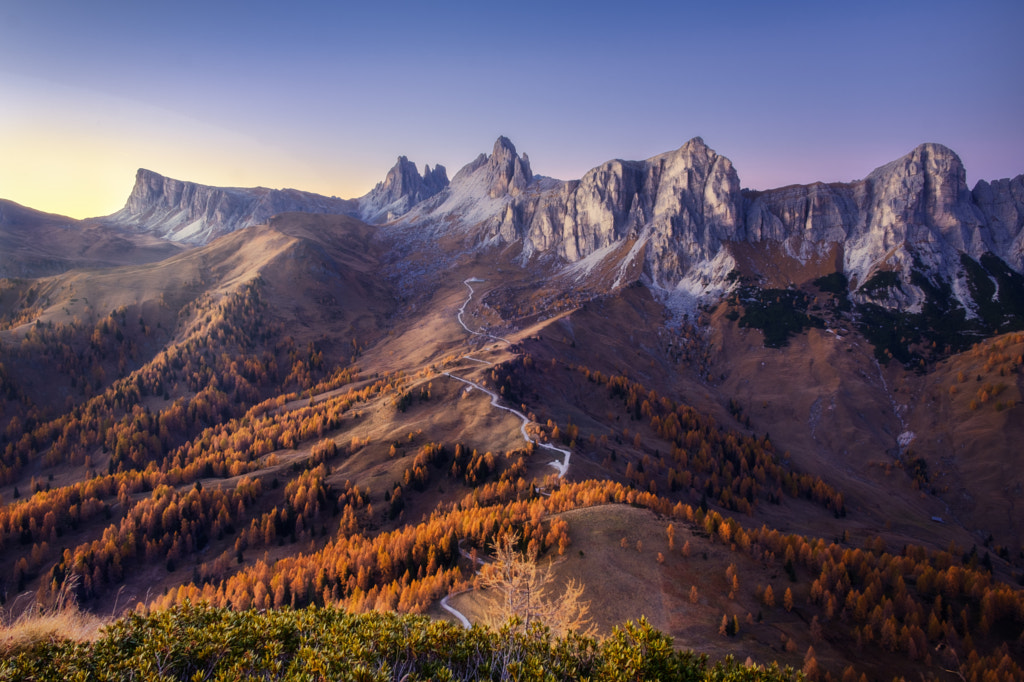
(480, 531, 594, 637)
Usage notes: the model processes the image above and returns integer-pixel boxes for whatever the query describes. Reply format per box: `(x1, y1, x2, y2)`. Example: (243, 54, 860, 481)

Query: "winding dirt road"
(447, 278, 571, 477)
(456, 277, 510, 345)
(442, 371, 571, 477)
(440, 594, 471, 628)
(438, 278, 573, 627)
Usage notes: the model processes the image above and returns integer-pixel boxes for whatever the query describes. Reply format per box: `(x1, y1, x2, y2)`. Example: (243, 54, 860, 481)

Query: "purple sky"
(1, 0, 1021, 218)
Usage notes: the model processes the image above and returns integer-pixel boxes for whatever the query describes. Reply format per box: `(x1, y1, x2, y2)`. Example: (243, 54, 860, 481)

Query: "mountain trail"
(443, 372, 571, 477)
(456, 278, 510, 345)
(447, 278, 571, 477)
(440, 593, 471, 628)
(437, 277, 573, 627)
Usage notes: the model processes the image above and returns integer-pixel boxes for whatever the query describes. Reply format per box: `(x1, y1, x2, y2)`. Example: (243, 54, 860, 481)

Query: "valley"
(1, 137, 1023, 681)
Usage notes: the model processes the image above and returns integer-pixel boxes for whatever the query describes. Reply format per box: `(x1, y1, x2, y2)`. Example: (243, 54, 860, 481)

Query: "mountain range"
(2, 136, 1023, 680)
(106, 136, 1024, 317)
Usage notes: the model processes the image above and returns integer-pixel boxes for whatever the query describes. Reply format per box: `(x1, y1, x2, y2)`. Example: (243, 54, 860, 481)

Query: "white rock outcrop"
(109, 169, 358, 245)
(395, 136, 1022, 312)
(397, 136, 743, 288)
(972, 174, 1024, 270)
(746, 143, 1020, 311)
(106, 137, 1024, 315)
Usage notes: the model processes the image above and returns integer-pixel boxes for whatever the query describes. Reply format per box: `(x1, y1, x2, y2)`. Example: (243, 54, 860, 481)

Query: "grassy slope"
(0, 213, 1022, 680)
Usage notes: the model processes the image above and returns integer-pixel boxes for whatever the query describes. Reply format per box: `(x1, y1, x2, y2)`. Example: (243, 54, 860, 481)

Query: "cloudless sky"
(1, 0, 1021, 218)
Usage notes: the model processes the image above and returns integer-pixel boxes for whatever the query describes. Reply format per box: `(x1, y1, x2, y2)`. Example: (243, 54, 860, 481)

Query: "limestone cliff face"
(972, 174, 1024, 270)
(481, 136, 534, 199)
(109, 169, 358, 244)
(105, 138, 1024, 315)
(400, 136, 743, 288)
(397, 136, 1022, 313)
(744, 144, 1022, 311)
(520, 138, 743, 286)
(397, 137, 547, 245)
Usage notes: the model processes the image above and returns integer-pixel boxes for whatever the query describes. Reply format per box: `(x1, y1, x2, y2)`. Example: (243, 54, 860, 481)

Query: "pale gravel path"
(438, 278, 573, 628)
(440, 593, 472, 628)
(447, 277, 571, 478)
(456, 278, 511, 345)
(443, 372, 571, 477)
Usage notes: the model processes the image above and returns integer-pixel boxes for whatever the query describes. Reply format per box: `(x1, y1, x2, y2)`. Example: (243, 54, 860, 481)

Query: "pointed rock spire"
(358, 156, 449, 222)
(444, 137, 536, 201)
(485, 136, 533, 198)
(371, 156, 449, 206)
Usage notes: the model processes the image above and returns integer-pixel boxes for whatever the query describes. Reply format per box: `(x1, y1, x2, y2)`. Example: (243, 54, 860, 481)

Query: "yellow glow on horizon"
(0, 75, 369, 220)
(1, 134, 136, 219)
(0, 131, 369, 220)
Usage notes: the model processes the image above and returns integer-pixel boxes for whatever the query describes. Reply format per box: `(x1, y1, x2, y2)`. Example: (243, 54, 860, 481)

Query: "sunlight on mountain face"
(1, 135, 1023, 681)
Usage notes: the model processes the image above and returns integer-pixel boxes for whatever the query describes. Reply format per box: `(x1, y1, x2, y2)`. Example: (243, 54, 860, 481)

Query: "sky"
(1, 0, 1022, 219)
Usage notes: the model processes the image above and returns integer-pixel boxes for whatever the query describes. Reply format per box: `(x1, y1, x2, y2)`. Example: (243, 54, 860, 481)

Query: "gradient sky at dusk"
(1, 0, 1021, 219)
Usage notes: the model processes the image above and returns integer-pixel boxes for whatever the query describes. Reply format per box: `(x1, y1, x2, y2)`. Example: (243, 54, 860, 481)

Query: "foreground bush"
(0, 577, 105, 655)
(1, 602, 800, 681)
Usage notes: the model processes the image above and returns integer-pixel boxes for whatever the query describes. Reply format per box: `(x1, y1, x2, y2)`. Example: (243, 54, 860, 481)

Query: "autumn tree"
(480, 531, 594, 637)
(803, 646, 821, 681)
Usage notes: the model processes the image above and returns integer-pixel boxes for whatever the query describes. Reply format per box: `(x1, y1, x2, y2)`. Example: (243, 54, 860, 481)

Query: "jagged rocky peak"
(972, 174, 1024, 266)
(662, 135, 720, 168)
(102, 137, 1024, 320)
(115, 168, 241, 228)
(423, 164, 449, 192)
(374, 156, 448, 204)
(508, 136, 744, 289)
(569, 137, 739, 239)
(739, 142, 1019, 314)
(864, 143, 983, 240)
(123, 168, 185, 213)
(358, 156, 449, 223)
(650, 136, 742, 234)
(487, 136, 533, 198)
(867, 142, 966, 188)
(398, 134, 745, 289)
(451, 136, 534, 199)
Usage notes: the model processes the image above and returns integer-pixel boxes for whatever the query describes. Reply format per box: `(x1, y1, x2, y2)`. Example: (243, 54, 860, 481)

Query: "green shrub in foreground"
(1, 602, 801, 681)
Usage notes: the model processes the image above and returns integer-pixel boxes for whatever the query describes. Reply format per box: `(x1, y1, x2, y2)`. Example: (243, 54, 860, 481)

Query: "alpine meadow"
(2, 135, 1024, 682)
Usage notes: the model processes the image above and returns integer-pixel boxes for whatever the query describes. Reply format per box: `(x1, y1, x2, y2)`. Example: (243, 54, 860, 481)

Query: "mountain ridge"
(357, 157, 449, 224)
(0, 196, 184, 278)
(389, 137, 1024, 318)
(56, 136, 1024, 322)
(107, 169, 360, 244)
(3, 139, 1024, 682)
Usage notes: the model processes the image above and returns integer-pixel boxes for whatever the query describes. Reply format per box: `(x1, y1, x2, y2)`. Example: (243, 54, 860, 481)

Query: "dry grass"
(442, 503, 848, 672)
(0, 577, 106, 654)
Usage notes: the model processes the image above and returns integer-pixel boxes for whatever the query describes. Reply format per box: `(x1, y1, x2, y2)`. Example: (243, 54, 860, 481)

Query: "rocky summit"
(104, 138, 1024, 321)
(357, 157, 449, 224)
(3, 135, 1024, 682)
